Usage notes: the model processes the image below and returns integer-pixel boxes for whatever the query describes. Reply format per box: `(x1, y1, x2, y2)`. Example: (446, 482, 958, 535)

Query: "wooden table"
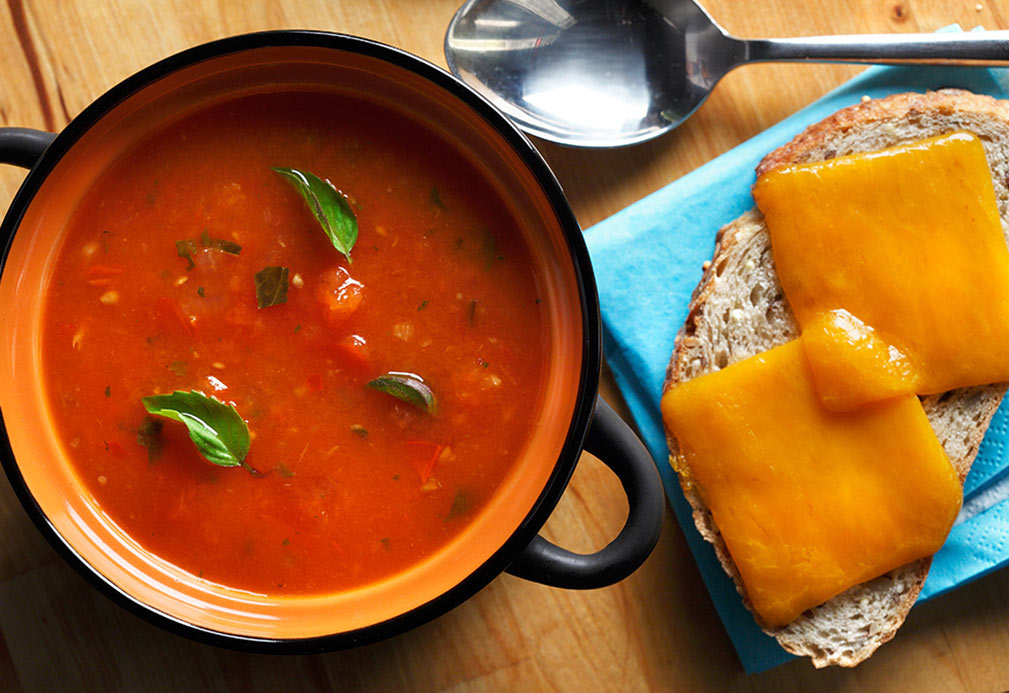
(2, 1, 1008, 690)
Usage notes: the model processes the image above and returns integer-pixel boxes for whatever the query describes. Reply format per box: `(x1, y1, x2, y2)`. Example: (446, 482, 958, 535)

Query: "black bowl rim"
(0, 30, 602, 653)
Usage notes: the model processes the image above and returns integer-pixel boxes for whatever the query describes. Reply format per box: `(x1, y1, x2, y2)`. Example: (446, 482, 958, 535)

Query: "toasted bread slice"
(663, 89, 1009, 667)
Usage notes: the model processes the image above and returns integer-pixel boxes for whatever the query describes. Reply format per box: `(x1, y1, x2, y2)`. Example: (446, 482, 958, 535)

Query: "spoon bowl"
(444, 0, 727, 147)
(445, 0, 1009, 148)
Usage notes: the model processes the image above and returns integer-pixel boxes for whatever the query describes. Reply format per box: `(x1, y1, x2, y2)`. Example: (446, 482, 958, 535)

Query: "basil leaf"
(141, 390, 250, 468)
(176, 240, 197, 270)
(447, 488, 472, 520)
(136, 415, 164, 464)
(200, 229, 242, 255)
(367, 372, 437, 414)
(213, 239, 242, 255)
(254, 266, 289, 309)
(273, 167, 358, 263)
(177, 233, 240, 271)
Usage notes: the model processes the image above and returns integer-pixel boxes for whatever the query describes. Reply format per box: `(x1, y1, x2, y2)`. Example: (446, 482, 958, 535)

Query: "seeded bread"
(663, 89, 1009, 667)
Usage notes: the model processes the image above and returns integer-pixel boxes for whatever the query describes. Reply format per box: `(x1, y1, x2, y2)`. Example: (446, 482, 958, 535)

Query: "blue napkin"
(583, 51, 1009, 672)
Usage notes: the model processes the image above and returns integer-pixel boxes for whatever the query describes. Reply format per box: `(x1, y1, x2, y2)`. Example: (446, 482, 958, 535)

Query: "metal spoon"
(444, 0, 1009, 148)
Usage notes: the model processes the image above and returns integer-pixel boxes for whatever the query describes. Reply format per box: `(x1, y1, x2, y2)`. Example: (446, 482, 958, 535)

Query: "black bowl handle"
(0, 128, 55, 169)
(506, 397, 665, 589)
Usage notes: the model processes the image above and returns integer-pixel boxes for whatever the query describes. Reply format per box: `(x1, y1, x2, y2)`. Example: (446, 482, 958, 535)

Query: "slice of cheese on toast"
(662, 89, 1009, 667)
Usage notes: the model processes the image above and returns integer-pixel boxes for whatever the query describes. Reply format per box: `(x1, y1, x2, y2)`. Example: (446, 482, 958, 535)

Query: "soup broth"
(42, 91, 547, 596)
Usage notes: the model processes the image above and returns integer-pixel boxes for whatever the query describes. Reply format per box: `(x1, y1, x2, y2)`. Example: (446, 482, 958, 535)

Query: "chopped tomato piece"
(331, 334, 372, 375)
(317, 267, 363, 327)
(155, 296, 196, 336)
(404, 440, 443, 483)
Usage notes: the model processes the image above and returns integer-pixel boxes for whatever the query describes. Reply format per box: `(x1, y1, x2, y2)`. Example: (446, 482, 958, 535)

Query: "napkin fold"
(584, 46, 1009, 672)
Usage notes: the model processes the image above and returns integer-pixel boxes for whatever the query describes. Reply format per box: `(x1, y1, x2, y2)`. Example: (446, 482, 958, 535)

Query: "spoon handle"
(743, 32, 1009, 67)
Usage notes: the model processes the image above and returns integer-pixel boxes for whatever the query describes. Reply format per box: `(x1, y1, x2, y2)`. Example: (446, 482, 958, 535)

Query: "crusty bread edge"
(661, 89, 1009, 667)
(757, 89, 1009, 178)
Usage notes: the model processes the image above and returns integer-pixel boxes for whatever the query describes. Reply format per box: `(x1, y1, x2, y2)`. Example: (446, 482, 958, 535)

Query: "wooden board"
(1, 1, 1008, 690)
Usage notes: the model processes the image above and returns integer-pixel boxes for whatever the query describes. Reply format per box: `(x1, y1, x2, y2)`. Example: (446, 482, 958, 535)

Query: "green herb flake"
(467, 299, 478, 325)
(430, 186, 446, 210)
(282, 538, 290, 546)
(276, 463, 295, 478)
(417, 300, 428, 311)
(380, 537, 391, 549)
(350, 424, 368, 439)
(481, 229, 502, 268)
(141, 390, 251, 470)
(272, 167, 358, 263)
(136, 415, 164, 464)
(168, 359, 188, 377)
(104, 385, 111, 398)
(294, 324, 302, 333)
(213, 239, 242, 255)
(178, 234, 240, 271)
(366, 372, 437, 414)
(197, 286, 205, 297)
(199, 228, 241, 255)
(254, 266, 289, 309)
(175, 240, 197, 270)
(447, 489, 473, 520)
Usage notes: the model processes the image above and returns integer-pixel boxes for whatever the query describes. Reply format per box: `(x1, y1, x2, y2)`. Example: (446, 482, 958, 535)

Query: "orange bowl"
(0, 32, 662, 651)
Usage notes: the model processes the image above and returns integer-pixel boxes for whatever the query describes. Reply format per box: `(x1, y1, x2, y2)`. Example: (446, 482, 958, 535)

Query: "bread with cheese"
(663, 89, 1009, 667)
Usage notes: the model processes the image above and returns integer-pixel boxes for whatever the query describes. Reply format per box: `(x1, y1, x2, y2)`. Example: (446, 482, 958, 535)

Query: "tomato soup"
(41, 91, 548, 596)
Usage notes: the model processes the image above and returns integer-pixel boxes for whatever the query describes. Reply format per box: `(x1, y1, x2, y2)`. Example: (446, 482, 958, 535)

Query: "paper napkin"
(584, 52, 1009, 672)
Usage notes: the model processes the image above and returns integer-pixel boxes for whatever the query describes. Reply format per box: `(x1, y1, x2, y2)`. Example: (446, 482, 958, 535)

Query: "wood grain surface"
(2, 1, 1009, 691)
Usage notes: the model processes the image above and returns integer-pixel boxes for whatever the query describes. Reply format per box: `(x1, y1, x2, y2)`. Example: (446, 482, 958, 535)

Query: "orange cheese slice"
(801, 309, 921, 411)
(753, 132, 1009, 396)
(660, 340, 961, 627)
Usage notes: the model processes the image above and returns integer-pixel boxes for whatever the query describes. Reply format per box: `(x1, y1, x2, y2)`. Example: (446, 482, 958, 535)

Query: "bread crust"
(663, 89, 1009, 667)
(757, 89, 1009, 178)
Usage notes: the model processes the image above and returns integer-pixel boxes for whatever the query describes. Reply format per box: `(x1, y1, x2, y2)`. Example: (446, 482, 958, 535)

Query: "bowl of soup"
(0, 31, 663, 650)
